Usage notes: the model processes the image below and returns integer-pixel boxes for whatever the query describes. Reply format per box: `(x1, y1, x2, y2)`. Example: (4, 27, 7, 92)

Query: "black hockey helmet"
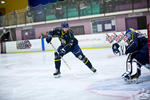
(61, 22, 69, 28)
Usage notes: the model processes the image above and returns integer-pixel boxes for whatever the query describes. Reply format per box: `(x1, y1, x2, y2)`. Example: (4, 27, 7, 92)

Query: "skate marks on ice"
(88, 73, 150, 100)
(53, 71, 98, 80)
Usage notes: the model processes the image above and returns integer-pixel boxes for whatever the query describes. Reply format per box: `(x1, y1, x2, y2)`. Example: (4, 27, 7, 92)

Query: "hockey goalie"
(115, 28, 149, 83)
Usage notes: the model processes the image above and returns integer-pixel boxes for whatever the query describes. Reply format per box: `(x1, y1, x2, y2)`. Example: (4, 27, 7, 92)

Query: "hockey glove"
(46, 34, 52, 43)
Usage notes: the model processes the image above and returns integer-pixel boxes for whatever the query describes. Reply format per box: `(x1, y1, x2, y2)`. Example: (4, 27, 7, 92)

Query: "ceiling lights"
(1, 1, 6, 4)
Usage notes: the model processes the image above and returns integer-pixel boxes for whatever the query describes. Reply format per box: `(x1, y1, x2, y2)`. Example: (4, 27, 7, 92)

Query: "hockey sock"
(55, 59, 61, 71)
(54, 52, 61, 71)
(78, 54, 93, 69)
(84, 58, 93, 69)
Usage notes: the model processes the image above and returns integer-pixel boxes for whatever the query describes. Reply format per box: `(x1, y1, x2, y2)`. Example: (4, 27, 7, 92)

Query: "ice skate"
(125, 77, 138, 84)
(122, 72, 139, 84)
(90, 67, 97, 73)
(53, 70, 61, 78)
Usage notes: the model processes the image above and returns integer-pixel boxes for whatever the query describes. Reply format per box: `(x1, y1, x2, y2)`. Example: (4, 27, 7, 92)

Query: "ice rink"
(0, 48, 150, 100)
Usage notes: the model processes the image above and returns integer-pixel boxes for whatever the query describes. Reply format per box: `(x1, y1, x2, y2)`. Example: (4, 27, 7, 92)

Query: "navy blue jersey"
(125, 32, 148, 54)
(49, 27, 78, 51)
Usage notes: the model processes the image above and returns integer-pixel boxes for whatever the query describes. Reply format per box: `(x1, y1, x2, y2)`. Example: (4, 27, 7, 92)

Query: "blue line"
(41, 38, 45, 51)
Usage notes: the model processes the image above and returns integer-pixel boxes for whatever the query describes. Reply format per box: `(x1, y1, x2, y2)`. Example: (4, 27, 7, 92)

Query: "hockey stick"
(0, 32, 4, 40)
(50, 43, 71, 70)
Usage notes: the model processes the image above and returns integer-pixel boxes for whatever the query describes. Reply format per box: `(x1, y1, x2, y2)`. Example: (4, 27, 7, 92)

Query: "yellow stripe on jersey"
(69, 32, 72, 38)
(132, 33, 134, 40)
(126, 41, 134, 50)
(61, 30, 65, 35)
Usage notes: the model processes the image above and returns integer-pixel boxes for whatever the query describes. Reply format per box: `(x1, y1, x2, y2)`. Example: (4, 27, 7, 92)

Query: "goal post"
(147, 24, 150, 64)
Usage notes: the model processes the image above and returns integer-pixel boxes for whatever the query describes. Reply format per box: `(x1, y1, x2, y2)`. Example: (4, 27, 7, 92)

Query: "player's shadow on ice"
(89, 73, 150, 92)
(137, 73, 150, 84)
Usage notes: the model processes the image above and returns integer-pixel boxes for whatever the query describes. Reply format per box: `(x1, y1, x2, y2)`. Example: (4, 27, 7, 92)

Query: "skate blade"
(54, 74, 61, 78)
(126, 78, 138, 84)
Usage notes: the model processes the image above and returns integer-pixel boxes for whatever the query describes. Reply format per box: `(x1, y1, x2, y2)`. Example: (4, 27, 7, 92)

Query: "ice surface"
(0, 48, 149, 100)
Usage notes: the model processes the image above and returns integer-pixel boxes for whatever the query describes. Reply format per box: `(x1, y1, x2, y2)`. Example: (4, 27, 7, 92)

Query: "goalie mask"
(125, 28, 135, 40)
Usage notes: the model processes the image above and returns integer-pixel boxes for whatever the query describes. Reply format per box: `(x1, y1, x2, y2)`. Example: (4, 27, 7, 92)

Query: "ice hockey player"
(122, 28, 149, 83)
(46, 22, 97, 77)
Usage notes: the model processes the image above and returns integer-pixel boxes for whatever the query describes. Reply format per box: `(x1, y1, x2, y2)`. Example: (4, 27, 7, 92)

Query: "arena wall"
(15, 12, 150, 41)
(5, 29, 147, 53)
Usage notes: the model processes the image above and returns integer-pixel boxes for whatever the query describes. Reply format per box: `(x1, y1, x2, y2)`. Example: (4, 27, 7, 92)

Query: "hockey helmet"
(61, 22, 69, 28)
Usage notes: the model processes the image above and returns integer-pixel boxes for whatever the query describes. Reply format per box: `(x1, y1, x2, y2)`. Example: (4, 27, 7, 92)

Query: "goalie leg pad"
(130, 60, 141, 79)
(126, 53, 138, 74)
(123, 57, 142, 84)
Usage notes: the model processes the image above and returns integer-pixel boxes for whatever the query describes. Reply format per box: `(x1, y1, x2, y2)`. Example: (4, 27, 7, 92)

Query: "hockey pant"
(134, 44, 149, 65)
